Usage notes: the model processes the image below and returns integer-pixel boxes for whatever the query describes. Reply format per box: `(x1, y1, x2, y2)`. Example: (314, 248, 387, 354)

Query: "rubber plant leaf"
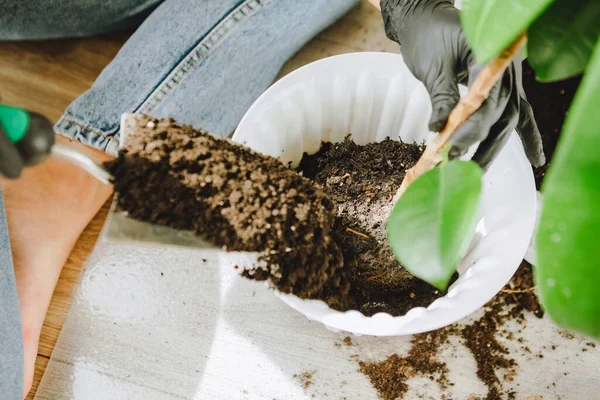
(528, 0, 600, 82)
(387, 160, 482, 290)
(460, 0, 554, 64)
(535, 38, 600, 338)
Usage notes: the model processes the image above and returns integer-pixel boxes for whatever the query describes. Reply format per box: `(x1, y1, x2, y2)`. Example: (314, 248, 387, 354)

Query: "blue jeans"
(0, 0, 359, 396)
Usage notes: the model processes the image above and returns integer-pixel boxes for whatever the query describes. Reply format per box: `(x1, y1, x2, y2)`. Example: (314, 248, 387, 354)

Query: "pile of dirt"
(358, 262, 542, 400)
(294, 371, 316, 389)
(298, 139, 451, 316)
(467, 262, 545, 400)
(106, 114, 350, 307)
(359, 328, 453, 400)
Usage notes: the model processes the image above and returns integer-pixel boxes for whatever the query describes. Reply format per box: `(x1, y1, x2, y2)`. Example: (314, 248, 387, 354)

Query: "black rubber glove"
(381, 0, 545, 170)
(0, 112, 55, 179)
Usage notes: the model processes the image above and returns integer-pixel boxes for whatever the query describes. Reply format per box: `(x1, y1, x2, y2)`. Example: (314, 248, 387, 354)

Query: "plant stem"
(395, 32, 528, 199)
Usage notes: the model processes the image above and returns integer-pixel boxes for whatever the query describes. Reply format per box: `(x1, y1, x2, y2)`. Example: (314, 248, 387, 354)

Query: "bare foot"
(0, 136, 113, 397)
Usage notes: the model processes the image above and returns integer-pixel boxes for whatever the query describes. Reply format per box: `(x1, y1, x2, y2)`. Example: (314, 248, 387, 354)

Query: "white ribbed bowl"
(230, 52, 536, 336)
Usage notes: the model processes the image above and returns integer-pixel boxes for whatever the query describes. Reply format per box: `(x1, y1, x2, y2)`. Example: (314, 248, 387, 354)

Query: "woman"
(0, 0, 543, 397)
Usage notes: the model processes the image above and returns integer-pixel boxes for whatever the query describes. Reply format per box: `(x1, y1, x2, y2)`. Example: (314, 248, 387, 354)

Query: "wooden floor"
(0, 32, 130, 399)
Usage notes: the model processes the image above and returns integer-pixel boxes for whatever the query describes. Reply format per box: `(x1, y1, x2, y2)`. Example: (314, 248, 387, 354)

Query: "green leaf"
(387, 161, 482, 290)
(461, 0, 554, 64)
(528, 0, 600, 82)
(535, 39, 600, 338)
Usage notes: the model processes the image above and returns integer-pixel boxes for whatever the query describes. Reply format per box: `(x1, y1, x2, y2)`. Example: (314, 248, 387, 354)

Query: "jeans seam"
(136, 0, 271, 115)
(58, 116, 119, 142)
(55, 115, 121, 156)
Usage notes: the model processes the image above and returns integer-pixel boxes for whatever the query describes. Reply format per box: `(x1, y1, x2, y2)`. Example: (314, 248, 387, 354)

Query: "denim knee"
(0, 0, 163, 40)
(55, 0, 360, 156)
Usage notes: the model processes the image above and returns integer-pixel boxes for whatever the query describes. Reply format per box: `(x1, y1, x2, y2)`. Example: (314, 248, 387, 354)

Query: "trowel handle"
(0, 104, 113, 185)
(0, 104, 55, 166)
(0, 104, 32, 143)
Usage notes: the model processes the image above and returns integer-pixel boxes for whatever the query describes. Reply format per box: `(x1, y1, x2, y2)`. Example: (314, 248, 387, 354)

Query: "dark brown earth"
(359, 327, 454, 400)
(461, 262, 546, 400)
(106, 114, 350, 307)
(522, 61, 582, 189)
(298, 139, 455, 316)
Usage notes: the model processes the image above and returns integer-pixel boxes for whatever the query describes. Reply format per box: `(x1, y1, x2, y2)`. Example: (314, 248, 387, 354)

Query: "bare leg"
(1, 136, 112, 396)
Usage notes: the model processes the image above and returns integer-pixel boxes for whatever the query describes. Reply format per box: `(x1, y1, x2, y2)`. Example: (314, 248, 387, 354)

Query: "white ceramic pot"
(231, 52, 537, 336)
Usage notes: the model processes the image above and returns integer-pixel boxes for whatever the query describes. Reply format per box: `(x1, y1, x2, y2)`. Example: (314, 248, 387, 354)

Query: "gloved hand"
(0, 106, 55, 178)
(381, 0, 545, 170)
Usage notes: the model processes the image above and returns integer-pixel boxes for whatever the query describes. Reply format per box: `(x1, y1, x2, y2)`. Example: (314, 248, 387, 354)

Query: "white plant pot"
(230, 52, 537, 336)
